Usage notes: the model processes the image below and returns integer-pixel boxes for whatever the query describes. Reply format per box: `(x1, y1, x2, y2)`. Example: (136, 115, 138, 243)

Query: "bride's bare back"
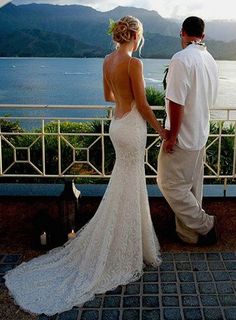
(103, 52, 134, 119)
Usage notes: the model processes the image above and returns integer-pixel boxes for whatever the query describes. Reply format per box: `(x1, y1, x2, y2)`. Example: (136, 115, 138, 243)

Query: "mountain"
(205, 20, 236, 42)
(102, 6, 179, 36)
(0, 3, 236, 59)
(0, 29, 106, 57)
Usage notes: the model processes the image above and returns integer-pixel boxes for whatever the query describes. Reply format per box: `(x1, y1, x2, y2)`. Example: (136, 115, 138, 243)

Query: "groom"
(157, 16, 219, 245)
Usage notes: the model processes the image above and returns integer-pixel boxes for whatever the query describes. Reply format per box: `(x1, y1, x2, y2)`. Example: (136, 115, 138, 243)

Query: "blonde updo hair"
(111, 16, 144, 53)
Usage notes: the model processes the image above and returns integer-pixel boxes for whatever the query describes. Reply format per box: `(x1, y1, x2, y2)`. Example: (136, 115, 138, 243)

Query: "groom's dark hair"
(182, 16, 205, 37)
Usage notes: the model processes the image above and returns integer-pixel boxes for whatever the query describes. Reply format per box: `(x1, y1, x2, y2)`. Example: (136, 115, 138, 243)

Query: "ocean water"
(0, 57, 235, 120)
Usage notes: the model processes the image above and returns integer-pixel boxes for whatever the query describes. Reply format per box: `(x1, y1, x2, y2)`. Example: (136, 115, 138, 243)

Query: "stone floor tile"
(192, 261, 208, 271)
(203, 308, 223, 320)
(190, 253, 206, 261)
(200, 295, 219, 306)
(142, 309, 160, 320)
(230, 272, 236, 280)
(105, 286, 122, 295)
(101, 309, 120, 320)
(0, 264, 16, 273)
(58, 309, 79, 320)
(142, 272, 159, 282)
(161, 282, 178, 294)
(180, 283, 196, 294)
(162, 295, 179, 307)
(233, 281, 236, 290)
(0, 275, 5, 284)
(225, 261, 236, 270)
(103, 296, 121, 308)
(160, 272, 176, 282)
(177, 272, 194, 282)
(143, 283, 159, 294)
(122, 309, 139, 320)
(38, 315, 53, 320)
(208, 261, 225, 270)
(142, 296, 159, 308)
(216, 282, 235, 294)
(181, 295, 199, 307)
(212, 271, 231, 281)
(183, 308, 202, 320)
(160, 262, 175, 271)
(143, 265, 158, 272)
(83, 297, 102, 308)
(123, 296, 140, 308)
(124, 284, 140, 295)
(80, 310, 99, 320)
(224, 308, 236, 320)
(3, 254, 21, 264)
(175, 262, 192, 271)
(206, 253, 221, 260)
(173, 253, 189, 261)
(162, 253, 174, 262)
(196, 271, 213, 282)
(219, 295, 236, 306)
(163, 308, 182, 320)
(198, 282, 217, 294)
(221, 252, 236, 260)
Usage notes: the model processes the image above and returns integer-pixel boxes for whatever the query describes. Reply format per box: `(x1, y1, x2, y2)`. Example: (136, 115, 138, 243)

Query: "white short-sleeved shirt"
(165, 43, 218, 150)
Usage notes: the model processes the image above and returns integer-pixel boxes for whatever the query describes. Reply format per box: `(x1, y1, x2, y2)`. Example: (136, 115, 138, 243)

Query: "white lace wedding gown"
(4, 103, 162, 316)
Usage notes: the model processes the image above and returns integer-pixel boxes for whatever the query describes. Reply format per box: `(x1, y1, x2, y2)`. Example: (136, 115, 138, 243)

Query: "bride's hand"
(159, 128, 169, 140)
(163, 138, 176, 153)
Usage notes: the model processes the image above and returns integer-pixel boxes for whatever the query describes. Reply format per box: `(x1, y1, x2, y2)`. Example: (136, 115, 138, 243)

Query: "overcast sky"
(1, 0, 235, 21)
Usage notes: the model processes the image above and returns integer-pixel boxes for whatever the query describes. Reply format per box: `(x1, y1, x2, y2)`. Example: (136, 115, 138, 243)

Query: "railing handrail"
(0, 104, 234, 110)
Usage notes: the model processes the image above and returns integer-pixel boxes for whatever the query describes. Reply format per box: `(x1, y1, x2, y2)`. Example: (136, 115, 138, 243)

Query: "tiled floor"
(1, 252, 236, 320)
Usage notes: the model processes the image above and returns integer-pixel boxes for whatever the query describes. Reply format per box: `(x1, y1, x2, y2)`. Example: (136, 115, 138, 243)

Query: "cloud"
(12, 0, 157, 11)
(154, 0, 236, 20)
(12, 0, 118, 8)
(10, 0, 236, 20)
(1, 0, 12, 7)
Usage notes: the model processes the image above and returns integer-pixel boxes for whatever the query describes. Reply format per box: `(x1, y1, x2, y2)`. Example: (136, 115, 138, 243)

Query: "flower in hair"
(107, 18, 116, 35)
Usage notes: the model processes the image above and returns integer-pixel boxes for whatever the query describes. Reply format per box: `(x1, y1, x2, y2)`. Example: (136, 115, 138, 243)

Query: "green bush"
(205, 121, 235, 182)
(145, 86, 165, 106)
(145, 86, 166, 131)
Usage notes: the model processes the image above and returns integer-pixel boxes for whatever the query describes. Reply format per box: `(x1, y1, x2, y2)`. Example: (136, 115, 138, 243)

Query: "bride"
(4, 16, 165, 316)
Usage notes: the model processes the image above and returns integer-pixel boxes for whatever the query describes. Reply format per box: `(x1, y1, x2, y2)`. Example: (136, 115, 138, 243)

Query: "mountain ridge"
(1, 3, 236, 59)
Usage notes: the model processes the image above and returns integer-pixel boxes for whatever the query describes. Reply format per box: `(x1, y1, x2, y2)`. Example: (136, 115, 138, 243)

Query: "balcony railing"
(0, 104, 235, 184)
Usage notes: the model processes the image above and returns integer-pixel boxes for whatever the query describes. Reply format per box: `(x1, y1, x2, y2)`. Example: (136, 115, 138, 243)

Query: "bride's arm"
(103, 59, 115, 102)
(129, 58, 165, 138)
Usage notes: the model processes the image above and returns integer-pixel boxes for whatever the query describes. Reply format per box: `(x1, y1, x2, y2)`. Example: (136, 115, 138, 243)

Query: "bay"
(0, 57, 235, 121)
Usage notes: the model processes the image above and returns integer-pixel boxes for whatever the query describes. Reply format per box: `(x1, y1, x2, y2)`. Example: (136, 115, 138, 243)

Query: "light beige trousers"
(157, 143, 214, 244)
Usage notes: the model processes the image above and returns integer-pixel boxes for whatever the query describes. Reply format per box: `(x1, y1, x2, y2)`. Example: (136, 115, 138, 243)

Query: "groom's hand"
(162, 129, 170, 140)
(163, 136, 176, 153)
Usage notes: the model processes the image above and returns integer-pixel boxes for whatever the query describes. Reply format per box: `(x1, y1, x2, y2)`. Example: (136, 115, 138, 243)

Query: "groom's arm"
(163, 100, 184, 153)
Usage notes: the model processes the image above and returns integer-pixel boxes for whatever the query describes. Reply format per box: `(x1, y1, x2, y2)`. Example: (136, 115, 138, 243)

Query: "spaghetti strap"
(128, 57, 132, 76)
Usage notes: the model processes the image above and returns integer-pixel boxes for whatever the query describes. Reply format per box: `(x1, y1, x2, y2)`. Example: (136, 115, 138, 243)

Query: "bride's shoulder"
(130, 57, 142, 64)
(104, 53, 114, 64)
(129, 57, 143, 72)
(104, 53, 111, 61)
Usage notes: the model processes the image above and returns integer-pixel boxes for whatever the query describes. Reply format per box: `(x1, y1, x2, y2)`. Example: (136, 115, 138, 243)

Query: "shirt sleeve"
(166, 57, 190, 106)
